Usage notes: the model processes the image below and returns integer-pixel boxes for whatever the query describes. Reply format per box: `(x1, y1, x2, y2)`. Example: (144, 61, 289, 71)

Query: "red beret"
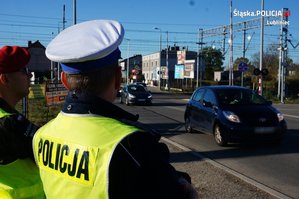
(0, 46, 31, 73)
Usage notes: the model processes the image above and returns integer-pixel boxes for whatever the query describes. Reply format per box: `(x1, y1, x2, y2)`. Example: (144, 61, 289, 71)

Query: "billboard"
(174, 64, 184, 79)
(184, 60, 195, 78)
(160, 66, 168, 79)
(45, 81, 68, 106)
(177, 50, 186, 64)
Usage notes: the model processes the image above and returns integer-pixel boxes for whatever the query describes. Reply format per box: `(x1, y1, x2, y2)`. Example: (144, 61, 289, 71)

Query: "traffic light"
(261, 68, 269, 76)
(253, 68, 260, 76)
(253, 68, 269, 76)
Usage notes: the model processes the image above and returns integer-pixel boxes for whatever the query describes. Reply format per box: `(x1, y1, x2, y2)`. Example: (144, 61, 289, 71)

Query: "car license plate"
(254, 127, 275, 134)
(138, 99, 146, 102)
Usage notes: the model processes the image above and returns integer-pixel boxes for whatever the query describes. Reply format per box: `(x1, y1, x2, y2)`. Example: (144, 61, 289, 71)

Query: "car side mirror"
(203, 101, 213, 108)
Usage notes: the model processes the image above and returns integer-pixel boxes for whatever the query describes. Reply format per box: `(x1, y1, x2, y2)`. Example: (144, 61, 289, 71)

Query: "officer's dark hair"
(64, 62, 119, 94)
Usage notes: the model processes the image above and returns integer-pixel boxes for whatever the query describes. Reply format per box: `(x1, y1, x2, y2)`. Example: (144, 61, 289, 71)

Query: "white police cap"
(46, 19, 124, 73)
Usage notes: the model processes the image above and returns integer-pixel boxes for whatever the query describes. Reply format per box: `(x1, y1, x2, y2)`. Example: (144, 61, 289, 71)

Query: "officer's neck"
(0, 91, 20, 108)
(98, 82, 118, 103)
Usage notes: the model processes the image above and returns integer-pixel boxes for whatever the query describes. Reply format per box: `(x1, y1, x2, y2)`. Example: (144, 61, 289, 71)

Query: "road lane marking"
(165, 106, 185, 112)
(283, 114, 299, 119)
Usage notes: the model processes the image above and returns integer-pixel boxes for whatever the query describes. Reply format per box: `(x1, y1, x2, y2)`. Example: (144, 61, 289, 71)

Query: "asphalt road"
(115, 92, 299, 199)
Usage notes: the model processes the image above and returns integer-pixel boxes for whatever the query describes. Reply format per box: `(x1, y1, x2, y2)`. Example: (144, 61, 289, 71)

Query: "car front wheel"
(185, 117, 194, 133)
(213, 124, 228, 146)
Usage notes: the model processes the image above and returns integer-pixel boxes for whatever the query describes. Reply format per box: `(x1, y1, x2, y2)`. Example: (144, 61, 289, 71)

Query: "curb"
(161, 137, 293, 199)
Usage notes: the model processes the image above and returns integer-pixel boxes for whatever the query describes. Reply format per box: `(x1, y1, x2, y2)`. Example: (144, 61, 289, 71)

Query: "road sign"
(238, 62, 248, 72)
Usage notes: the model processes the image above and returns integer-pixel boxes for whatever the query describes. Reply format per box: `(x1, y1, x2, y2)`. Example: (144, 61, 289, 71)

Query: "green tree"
(202, 47, 224, 80)
(250, 44, 293, 96)
(251, 44, 293, 82)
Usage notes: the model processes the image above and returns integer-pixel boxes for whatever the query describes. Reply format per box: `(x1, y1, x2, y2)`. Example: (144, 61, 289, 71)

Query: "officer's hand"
(178, 177, 199, 199)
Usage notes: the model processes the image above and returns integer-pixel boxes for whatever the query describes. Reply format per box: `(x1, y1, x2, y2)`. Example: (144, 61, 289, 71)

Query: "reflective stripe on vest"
(0, 108, 13, 118)
(33, 113, 140, 199)
(0, 108, 44, 199)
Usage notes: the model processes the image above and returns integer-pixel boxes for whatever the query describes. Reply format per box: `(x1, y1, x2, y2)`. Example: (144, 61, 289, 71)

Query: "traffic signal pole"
(258, 0, 264, 96)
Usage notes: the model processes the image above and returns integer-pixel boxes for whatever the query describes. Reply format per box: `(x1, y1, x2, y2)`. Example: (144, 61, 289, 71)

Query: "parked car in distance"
(119, 84, 152, 105)
(184, 86, 287, 146)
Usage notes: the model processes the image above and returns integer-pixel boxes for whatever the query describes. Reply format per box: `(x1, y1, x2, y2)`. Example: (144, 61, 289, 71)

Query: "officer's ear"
(0, 74, 8, 84)
(61, 72, 69, 90)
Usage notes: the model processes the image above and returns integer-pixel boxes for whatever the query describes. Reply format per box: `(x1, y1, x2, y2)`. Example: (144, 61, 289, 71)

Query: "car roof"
(198, 85, 250, 91)
(128, 83, 143, 86)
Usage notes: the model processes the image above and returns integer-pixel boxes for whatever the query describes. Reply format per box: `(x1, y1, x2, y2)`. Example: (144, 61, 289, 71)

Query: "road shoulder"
(161, 137, 280, 199)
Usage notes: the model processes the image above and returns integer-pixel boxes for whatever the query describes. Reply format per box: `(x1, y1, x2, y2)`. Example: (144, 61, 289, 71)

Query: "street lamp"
(154, 27, 162, 52)
(154, 27, 162, 89)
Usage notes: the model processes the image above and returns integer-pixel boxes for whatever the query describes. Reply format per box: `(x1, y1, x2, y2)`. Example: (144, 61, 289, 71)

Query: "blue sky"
(1, 0, 298, 65)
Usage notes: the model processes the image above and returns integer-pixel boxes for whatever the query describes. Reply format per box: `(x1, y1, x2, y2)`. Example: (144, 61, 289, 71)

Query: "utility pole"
(73, 0, 77, 25)
(229, 0, 234, 86)
(58, 5, 66, 81)
(196, 29, 205, 88)
(258, 0, 264, 95)
(50, 32, 54, 81)
(196, 29, 200, 88)
(63, 5, 66, 29)
(159, 30, 162, 89)
(282, 8, 289, 104)
(222, 27, 227, 56)
(126, 39, 130, 84)
(278, 8, 289, 103)
(278, 9, 283, 99)
(241, 22, 247, 87)
(154, 27, 162, 89)
(166, 31, 169, 90)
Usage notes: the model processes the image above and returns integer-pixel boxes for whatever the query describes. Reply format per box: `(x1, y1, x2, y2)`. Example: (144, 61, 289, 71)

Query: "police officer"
(33, 20, 198, 199)
(0, 46, 44, 198)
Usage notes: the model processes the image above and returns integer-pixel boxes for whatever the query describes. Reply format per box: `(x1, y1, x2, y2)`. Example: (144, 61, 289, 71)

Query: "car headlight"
(277, 112, 284, 122)
(128, 93, 135, 98)
(223, 111, 240, 123)
(148, 94, 152, 98)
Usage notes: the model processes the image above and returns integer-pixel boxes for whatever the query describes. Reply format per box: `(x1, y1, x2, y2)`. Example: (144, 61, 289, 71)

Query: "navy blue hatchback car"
(184, 86, 287, 146)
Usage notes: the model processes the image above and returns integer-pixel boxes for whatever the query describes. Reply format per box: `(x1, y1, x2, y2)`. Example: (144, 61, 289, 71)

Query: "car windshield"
(215, 88, 268, 106)
(128, 85, 147, 93)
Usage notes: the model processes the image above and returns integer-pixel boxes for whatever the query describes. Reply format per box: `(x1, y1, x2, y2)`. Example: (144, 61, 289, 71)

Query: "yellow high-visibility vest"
(33, 112, 140, 199)
(0, 108, 44, 199)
